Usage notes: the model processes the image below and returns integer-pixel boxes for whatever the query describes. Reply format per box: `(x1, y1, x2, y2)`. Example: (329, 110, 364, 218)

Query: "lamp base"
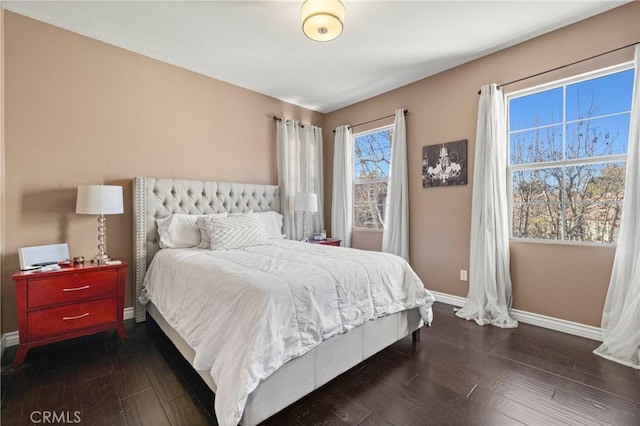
(92, 214, 111, 265)
(91, 253, 111, 265)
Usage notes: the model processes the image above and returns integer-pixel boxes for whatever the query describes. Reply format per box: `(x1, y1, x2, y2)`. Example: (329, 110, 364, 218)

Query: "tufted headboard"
(133, 177, 280, 322)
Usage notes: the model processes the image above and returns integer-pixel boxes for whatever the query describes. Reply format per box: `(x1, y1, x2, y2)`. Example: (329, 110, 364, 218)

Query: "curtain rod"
(476, 40, 639, 95)
(273, 116, 305, 128)
(332, 109, 408, 133)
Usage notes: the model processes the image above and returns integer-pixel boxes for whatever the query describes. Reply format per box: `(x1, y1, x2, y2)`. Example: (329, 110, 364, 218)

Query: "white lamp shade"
(294, 192, 318, 213)
(76, 185, 124, 215)
(301, 0, 345, 42)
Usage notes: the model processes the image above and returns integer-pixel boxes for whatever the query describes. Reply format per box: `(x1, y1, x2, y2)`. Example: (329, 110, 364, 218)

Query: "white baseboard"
(0, 331, 19, 355)
(1, 307, 136, 358)
(123, 306, 134, 321)
(431, 291, 603, 342)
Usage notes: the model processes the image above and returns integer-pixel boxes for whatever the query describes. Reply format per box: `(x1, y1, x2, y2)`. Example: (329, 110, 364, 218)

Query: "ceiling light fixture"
(301, 0, 345, 42)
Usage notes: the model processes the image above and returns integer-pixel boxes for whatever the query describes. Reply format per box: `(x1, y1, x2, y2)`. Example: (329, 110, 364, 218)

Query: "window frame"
(352, 124, 393, 232)
(506, 61, 634, 246)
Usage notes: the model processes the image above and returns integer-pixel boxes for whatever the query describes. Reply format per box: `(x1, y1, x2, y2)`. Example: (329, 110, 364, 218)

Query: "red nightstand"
(12, 262, 127, 368)
(308, 238, 341, 246)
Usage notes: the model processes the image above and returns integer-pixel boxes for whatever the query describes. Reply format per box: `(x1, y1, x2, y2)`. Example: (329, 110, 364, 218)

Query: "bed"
(133, 177, 435, 425)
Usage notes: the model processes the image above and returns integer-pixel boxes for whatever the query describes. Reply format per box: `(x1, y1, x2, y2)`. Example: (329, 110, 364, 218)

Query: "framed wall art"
(422, 139, 468, 188)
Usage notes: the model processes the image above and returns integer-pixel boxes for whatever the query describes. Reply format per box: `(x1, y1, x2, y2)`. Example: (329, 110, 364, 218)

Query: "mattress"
(140, 239, 435, 425)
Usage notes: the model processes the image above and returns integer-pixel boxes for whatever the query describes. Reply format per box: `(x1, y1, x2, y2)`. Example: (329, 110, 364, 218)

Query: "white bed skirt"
(146, 302, 423, 425)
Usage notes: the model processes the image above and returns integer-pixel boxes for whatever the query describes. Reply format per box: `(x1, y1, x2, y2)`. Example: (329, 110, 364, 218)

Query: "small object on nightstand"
(40, 264, 61, 272)
(308, 238, 341, 246)
(58, 259, 73, 267)
(73, 256, 85, 265)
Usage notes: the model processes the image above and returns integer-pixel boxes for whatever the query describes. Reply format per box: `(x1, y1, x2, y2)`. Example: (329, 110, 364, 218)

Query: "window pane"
(563, 162, 625, 243)
(564, 202, 622, 243)
(512, 168, 563, 239)
(512, 168, 562, 204)
(563, 162, 626, 204)
(354, 181, 387, 229)
(510, 125, 562, 165)
(509, 87, 562, 131)
(565, 114, 630, 159)
(512, 203, 562, 239)
(566, 69, 634, 121)
(354, 130, 392, 179)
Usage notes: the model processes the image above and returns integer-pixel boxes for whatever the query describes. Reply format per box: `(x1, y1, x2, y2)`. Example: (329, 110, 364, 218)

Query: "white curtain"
(594, 47, 640, 369)
(455, 84, 518, 328)
(331, 125, 353, 247)
(382, 109, 409, 260)
(302, 125, 324, 238)
(276, 120, 324, 240)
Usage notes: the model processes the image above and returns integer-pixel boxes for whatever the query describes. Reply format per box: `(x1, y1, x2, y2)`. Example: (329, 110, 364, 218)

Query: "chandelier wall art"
(422, 139, 468, 188)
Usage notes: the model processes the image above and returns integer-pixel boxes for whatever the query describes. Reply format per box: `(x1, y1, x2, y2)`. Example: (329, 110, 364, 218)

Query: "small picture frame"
(422, 139, 468, 188)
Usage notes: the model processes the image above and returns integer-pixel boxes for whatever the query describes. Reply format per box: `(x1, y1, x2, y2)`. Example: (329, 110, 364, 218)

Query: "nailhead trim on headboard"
(133, 177, 280, 322)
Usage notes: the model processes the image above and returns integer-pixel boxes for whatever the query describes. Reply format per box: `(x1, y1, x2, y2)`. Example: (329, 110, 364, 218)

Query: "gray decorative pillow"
(195, 213, 228, 248)
(205, 213, 269, 250)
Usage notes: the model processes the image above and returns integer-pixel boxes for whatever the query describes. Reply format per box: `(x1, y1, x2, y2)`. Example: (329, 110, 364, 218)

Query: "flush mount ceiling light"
(301, 0, 345, 42)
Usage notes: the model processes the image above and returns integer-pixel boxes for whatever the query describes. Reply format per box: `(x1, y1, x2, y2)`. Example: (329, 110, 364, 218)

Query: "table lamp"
(294, 192, 318, 242)
(76, 184, 124, 264)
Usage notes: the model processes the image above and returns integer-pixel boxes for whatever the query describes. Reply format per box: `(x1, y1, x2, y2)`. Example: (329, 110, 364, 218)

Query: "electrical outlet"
(460, 270, 468, 282)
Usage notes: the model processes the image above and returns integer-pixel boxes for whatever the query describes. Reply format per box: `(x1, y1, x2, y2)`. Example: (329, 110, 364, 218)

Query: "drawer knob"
(62, 313, 90, 321)
(62, 285, 91, 292)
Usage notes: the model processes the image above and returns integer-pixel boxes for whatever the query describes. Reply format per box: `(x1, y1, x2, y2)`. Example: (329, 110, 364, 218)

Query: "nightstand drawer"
(28, 270, 117, 309)
(27, 298, 117, 340)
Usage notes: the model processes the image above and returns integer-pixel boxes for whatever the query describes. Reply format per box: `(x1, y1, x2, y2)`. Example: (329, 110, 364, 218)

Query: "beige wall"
(1, 12, 323, 333)
(324, 2, 639, 327)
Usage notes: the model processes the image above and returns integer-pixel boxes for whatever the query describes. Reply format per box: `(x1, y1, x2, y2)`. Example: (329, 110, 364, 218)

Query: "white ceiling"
(4, 1, 631, 113)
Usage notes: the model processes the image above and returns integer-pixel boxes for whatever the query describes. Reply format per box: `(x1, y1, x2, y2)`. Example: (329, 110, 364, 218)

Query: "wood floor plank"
(440, 395, 526, 426)
(162, 394, 213, 426)
(109, 339, 153, 400)
(77, 375, 126, 425)
(334, 374, 438, 426)
(122, 388, 171, 426)
(314, 382, 373, 425)
(551, 385, 640, 425)
(141, 345, 188, 404)
(380, 347, 478, 397)
(468, 385, 569, 426)
(355, 413, 393, 426)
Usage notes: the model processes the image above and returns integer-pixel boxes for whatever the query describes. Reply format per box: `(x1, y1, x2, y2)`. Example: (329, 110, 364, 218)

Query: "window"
(353, 126, 392, 229)
(508, 65, 634, 244)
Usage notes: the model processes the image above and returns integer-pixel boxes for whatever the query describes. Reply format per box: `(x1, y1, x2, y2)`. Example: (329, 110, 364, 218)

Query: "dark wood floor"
(2, 302, 638, 425)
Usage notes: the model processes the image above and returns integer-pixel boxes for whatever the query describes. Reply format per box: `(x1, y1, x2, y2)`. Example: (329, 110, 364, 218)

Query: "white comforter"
(141, 239, 435, 425)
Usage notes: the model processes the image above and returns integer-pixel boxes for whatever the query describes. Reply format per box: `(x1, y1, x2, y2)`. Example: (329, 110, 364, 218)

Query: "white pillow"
(158, 213, 227, 248)
(197, 212, 251, 248)
(256, 211, 285, 239)
(156, 214, 200, 248)
(205, 213, 269, 250)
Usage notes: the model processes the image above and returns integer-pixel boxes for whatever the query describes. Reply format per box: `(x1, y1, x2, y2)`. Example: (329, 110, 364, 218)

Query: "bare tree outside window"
(354, 127, 392, 229)
(509, 67, 633, 243)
